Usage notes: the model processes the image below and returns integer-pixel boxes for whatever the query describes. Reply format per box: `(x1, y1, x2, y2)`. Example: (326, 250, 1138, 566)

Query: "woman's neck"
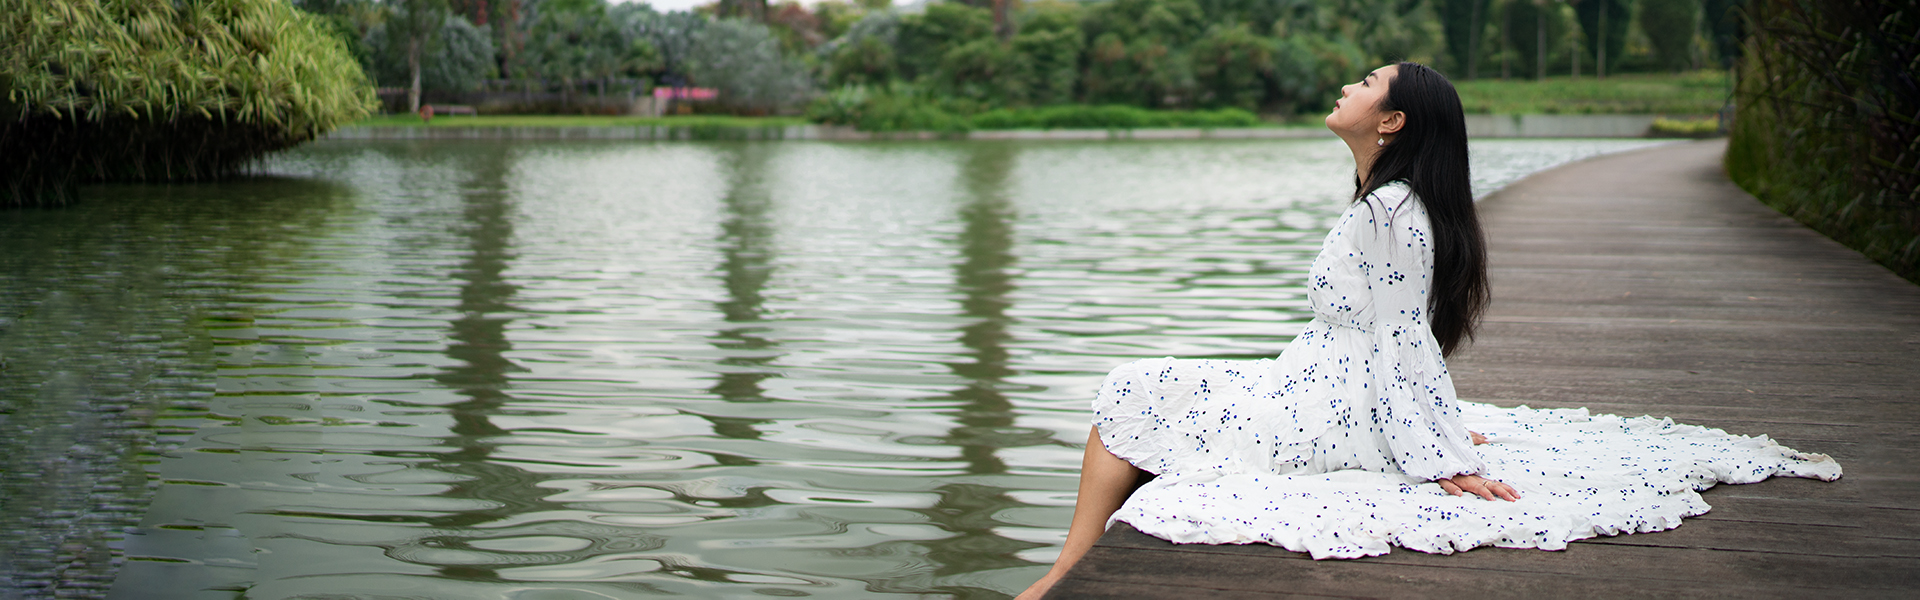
(1348, 140, 1382, 187)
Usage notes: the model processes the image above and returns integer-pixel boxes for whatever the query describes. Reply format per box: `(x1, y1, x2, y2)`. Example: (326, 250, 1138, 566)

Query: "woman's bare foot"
(1017, 428, 1143, 600)
(1016, 573, 1062, 600)
(1469, 431, 1488, 445)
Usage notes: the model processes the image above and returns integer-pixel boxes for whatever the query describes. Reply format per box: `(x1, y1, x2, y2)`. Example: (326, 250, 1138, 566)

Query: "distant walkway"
(1047, 140, 1920, 598)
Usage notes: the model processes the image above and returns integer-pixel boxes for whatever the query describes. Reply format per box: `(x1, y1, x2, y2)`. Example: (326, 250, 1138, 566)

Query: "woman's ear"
(1377, 111, 1406, 136)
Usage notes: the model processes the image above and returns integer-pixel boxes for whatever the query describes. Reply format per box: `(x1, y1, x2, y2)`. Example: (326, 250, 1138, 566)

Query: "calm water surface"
(0, 138, 1666, 599)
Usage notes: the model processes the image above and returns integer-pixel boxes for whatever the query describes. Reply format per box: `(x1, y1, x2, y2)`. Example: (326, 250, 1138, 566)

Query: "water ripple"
(1, 137, 1666, 598)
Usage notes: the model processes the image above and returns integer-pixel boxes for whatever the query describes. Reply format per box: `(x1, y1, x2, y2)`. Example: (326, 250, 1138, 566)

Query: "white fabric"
(1094, 183, 1842, 559)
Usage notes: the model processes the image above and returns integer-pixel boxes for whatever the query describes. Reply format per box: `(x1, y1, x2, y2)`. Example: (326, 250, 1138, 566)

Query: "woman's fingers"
(1441, 476, 1522, 502)
(1472, 481, 1498, 502)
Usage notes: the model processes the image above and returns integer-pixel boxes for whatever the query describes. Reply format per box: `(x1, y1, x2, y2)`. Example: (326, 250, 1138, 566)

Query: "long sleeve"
(1354, 185, 1486, 481)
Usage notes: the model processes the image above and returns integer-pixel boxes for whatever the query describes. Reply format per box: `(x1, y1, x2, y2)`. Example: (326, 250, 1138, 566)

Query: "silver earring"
(1377, 138, 1385, 147)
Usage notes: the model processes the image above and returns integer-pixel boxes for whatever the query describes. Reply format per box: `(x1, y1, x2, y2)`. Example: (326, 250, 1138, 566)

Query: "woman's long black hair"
(1355, 62, 1488, 357)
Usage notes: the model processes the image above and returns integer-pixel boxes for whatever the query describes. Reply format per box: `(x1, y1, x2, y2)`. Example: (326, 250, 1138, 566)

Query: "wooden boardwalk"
(1046, 140, 1920, 598)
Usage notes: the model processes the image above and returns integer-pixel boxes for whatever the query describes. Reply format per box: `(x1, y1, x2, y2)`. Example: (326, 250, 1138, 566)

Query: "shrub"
(805, 84, 971, 133)
(1728, 0, 1919, 282)
(1, 0, 377, 205)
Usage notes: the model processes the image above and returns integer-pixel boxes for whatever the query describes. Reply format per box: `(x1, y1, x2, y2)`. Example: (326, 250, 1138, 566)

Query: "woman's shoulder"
(1351, 181, 1423, 224)
(1364, 180, 1417, 208)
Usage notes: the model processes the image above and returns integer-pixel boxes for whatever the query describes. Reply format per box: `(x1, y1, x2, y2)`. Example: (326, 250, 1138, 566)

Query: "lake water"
(0, 137, 1667, 599)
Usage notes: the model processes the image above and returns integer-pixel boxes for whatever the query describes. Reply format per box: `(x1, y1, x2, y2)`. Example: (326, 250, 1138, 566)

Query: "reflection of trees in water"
(919, 144, 1056, 593)
(701, 144, 781, 444)
(420, 146, 546, 575)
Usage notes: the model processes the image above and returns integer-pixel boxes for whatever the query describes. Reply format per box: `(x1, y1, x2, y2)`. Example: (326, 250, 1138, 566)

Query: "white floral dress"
(1094, 182, 1842, 559)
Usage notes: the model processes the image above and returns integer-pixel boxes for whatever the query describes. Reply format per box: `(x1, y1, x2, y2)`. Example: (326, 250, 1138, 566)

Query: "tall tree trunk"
(1467, 0, 1482, 80)
(1597, 1, 1606, 79)
(1537, 7, 1546, 81)
(408, 37, 423, 114)
(993, 0, 1013, 42)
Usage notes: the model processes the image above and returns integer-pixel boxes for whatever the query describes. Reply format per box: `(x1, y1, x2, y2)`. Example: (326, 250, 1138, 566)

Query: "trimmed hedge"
(2, 0, 376, 205)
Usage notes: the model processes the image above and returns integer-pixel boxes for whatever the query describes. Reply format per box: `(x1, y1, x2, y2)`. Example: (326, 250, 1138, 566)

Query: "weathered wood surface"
(1046, 139, 1920, 598)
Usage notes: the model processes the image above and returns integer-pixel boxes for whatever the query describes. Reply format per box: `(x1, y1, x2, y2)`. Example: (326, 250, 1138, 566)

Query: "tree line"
(297, 0, 1750, 116)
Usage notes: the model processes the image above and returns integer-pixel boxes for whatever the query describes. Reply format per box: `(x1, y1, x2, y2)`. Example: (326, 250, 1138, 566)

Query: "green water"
(0, 138, 1667, 599)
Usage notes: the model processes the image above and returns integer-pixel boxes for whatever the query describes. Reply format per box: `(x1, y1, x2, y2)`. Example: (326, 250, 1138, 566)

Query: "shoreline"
(325, 114, 1715, 142)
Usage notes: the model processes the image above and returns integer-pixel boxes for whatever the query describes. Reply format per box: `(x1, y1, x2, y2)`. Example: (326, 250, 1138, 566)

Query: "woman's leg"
(1016, 427, 1145, 600)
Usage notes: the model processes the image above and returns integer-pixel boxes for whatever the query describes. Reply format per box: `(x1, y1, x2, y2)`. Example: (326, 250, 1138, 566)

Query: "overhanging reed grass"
(2, 0, 376, 205)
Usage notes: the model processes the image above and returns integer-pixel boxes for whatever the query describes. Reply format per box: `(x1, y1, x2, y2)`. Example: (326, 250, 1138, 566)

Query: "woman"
(1017, 63, 1838, 599)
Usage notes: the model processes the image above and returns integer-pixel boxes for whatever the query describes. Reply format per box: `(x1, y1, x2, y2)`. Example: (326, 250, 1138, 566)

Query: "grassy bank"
(344, 71, 1736, 136)
(1453, 71, 1731, 115)
(348, 115, 808, 128)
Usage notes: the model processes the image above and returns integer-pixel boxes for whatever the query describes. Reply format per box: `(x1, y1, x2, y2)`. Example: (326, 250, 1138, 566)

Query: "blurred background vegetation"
(6, 0, 1915, 275)
(1727, 0, 1918, 283)
(287, 0, 1748, 128)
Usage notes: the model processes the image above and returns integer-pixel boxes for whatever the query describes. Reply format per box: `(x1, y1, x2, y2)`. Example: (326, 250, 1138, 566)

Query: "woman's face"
(1325, 65, 1399, 139)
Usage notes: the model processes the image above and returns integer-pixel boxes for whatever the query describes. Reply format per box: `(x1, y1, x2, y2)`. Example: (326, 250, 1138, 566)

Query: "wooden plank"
(1049, 140, 1920, 597)
(1059, 525, 1918, 596)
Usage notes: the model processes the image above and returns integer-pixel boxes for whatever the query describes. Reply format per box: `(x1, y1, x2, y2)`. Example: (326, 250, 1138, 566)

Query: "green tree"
(1503, 0, 1569, 79)
(895, 2, 994, 81)
(1, 0, 376, 203)
(366, 13, 496, 96)
(830, 36, 900, 86)
(822, 12, 900, 85)
(688, 18, 812, 111)
(1081, 34, 1191, 106)
(1269, 36, 1325, 111)
(519, 0, 628, 105)
(938, 38, 1019, 104)
(1640, 0, 1700, 71)
(811, 0, 867, 40)
(1575, 0, 1630, 77)
(383, 0, 452, 112)
(1440, 0, 1490, 78)
(1008, 25, 1084, 105)
(1078, 0, 1205, 107)
(1080, 0, 1206, 45)
(1189, 23, 1274, 110)
(1272, 0, 1444, 73)
(1701, 0, 1746, 68)
(618, 6, 707, 88)
(295, 0, 381, 73)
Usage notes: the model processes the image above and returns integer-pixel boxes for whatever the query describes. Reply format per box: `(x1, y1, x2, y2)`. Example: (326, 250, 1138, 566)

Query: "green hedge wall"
(1726, 0, 1920, 283)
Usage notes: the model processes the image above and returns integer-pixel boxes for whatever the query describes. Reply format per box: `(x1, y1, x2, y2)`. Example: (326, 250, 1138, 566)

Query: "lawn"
(1452, 70, 1732, 115)
(348, 114, 808, 128)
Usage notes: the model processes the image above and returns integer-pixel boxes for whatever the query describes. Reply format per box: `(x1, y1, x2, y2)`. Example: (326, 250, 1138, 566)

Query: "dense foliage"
(1, 0, 377, 204)
(1727, 0, 1920, 283)
(295, 0, 1741, 123)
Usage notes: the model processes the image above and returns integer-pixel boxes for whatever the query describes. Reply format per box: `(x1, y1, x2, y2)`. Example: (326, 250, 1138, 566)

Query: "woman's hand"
(1438, 474, 1520, 501)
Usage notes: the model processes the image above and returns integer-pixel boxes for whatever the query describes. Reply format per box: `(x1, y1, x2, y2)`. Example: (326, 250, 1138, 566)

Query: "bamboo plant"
(1, 0, 377, 205)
